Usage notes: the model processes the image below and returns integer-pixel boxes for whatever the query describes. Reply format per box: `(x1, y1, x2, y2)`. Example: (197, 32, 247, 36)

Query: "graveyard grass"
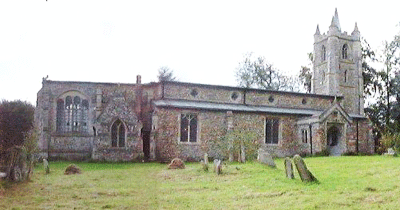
(1, 156, 400, 209)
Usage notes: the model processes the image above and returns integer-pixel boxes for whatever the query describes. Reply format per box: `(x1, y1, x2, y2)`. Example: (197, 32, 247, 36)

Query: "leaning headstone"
(284, 157, 294, 179)
(258, 152, 276, 168)
(213, 159, 219, 172)
(293, 155, 318, 183)
(167, 158, 185, 169)
(43, 159, 50, 174)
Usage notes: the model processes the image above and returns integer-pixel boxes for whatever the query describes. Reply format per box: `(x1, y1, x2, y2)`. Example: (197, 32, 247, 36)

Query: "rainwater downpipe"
(356, 119, 359, 153)
(309, 124, 313, 155)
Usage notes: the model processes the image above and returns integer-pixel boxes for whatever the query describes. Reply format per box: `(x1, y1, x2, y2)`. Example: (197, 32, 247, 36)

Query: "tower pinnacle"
(330, 8, 341, 31)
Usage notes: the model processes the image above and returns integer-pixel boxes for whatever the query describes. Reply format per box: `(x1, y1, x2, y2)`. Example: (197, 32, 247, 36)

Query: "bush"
(380, 133, 400, 153)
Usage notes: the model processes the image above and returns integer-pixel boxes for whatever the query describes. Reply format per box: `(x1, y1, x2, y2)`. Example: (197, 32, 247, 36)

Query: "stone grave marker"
(293, 155, 318, 183)
(43, 159, 50, 174)
(284, 157, 294, 179)
(258, 152, 276, 168)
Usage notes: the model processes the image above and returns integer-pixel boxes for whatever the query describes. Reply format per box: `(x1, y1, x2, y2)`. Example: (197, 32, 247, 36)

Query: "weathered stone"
(64, 164, 82, 175)
(258, 152, 276, 168)
(43, 159, 50, 174)
(167, 158, 185, 169)
(284, 157, 294, 179)
(213, 159, 222, 175)
(293, 155, 318, 183)
(384, 148, 396, 156)
(204, 153, 209, 165)
(200, 160, 208, 171)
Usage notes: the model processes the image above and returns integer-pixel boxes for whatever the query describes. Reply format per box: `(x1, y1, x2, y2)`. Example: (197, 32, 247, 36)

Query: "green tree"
(236, 53, 301, 91)
(157, 66, 177, 82)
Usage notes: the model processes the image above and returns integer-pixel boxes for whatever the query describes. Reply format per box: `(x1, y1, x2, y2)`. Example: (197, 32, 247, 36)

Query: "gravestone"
(200, 160, 208, 171)
(204, 153, 209, 165)
(213, 159, 222, 175)
(43, 159, 50, 174)
(293, 155, 318, 183)
(284, 157, 294, 179)
(167, 158, 185, 169)
(384, 148, 396, 156)
(258, 152, 276, 168)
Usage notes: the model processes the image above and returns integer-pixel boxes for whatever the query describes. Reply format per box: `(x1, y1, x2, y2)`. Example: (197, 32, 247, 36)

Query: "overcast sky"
(1, 0, 399, 105)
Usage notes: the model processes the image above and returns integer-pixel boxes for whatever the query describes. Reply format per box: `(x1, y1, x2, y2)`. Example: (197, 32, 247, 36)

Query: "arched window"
(322, 45, 326, 61)
(111, 119, 125, 147)
(56, 94, 89, 134)
(342, 44, 348, 59)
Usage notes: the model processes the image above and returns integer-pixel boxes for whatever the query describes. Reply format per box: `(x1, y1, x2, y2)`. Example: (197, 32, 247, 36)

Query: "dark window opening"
(180, 114, 198, 142)
(268, 95, 274, 103)
(322, 45, 326, 61)
(190, 89, 198, 97)
(231, 92, 239, 100)
(265, 119, 279, 144)
(301, 129, 308, 143)
(342, 44, 348, 59)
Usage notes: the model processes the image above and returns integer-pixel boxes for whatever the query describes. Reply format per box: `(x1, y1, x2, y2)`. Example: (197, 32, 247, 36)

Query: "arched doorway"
(327, 126, 341, 155)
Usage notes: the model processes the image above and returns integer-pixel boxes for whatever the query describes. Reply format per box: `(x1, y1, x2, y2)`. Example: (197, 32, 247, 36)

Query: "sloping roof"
(153, 99, 323, 116)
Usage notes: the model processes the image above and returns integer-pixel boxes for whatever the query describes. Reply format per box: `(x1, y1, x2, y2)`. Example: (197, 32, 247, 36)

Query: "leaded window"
(56, 95, 89, 134)
(111, 119, 125, 147)
(265, 119, 279, 144)
(180, 114, 197, 142)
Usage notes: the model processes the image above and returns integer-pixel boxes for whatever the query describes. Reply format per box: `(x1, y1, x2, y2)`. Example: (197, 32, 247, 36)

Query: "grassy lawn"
(1, 156, 400, 209)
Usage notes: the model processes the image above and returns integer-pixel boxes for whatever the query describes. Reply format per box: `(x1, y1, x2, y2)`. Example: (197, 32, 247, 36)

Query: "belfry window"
(180, 114, 198, 143)
(342, 44, 348, 59)
(111, 119, 125, 147)
(56, 95, 89, 134)
(265, 119, 279, 144)
(322, 45, 326, 61)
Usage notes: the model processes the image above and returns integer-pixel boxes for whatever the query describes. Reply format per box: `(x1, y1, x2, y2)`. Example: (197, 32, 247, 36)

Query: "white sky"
(1, 0, 399, 105)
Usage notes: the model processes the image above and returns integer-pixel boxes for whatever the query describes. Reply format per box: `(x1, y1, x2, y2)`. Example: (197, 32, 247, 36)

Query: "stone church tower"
(312, 8, 364, 116)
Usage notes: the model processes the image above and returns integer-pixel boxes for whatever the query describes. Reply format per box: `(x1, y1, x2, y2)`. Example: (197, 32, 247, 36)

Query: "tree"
(0, 100, 35, 165)
(298, 52, 313, 93)
(236, 53, 302, 91)
(361, 37, 380, 97)
(0, 100, 36, 182)
(157, 66, 177, 82)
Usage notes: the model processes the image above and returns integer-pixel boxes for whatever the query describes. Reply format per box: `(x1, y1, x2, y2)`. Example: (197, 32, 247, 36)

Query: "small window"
(301, 129, 308, 143)
(190, 89, 198, 97)
(268, 95, 274, 103)
(322, 45, 326, 61)
(231, 92, 239, 100)
(302, 98, 307, 105)
(180, 114, 198, 143)
(342, 44, 348, 59)
(344, 70, 347, 83)
(265, 119, 279, 144)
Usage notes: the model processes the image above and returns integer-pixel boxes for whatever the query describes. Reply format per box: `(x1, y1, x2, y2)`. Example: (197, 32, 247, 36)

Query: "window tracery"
(56, 95, 89, 134)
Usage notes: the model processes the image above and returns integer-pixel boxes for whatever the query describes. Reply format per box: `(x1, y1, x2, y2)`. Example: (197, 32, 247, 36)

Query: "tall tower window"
(322, 45, 326, 61)
(342, 44, 348, 59)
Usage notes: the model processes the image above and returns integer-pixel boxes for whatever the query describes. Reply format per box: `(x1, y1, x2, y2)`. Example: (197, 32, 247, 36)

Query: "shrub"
(380, 133, 400, 153)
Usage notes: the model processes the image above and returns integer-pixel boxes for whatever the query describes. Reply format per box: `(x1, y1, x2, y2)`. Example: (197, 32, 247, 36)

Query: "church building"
(35, 9, 374, 161)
